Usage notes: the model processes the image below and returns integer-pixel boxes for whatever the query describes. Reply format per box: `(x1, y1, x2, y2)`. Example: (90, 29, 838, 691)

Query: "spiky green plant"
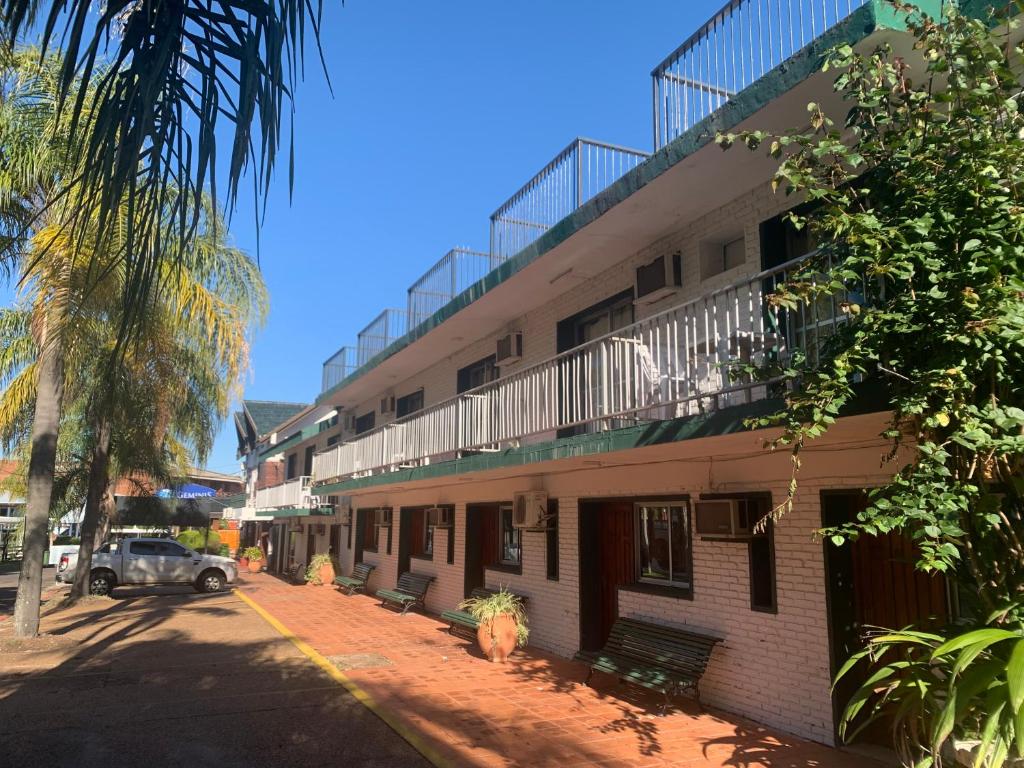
(459, 587, 529, 648)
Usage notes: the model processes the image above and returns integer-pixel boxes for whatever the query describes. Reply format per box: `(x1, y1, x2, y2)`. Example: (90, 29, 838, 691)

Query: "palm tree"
(0, 0, 323, 344)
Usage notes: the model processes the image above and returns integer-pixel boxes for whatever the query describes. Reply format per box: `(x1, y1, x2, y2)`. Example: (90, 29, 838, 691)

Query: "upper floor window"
(318, 413, 339, 433)
(760, 207, 819, 270)
(303, 445, 315, 476)
(355, 411, 375, 435)
(286, 453, 297, 480)
(326, 434, 340, 447)
(396, 389, 424, 418)
(700, 235, 746, 280)
(635, 502, 691, 591)
(457, 355, 499, 394)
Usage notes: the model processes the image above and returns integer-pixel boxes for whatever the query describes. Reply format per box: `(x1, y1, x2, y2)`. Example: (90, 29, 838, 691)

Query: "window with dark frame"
(303, 445, 315, 476)
(634, 501, 692, 590)
(327, 434, 340, 447)
(355, 411, 376, 435)
(499, 504, 521, 567)
(410, 508, 433, 559)
(286, 453, 297, 480)
(396, 389, 425, 418)
(747, 497, 777, 612)
(362, 509, 378, 552)
(457, 355, 499, 394)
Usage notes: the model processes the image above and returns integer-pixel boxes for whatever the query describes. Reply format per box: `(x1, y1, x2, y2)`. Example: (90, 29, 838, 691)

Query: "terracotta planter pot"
(476, 614, 518, 663)
(247, 558, 263, 574)
(238, 557, 249, 568)
(318, 563, 335, 586)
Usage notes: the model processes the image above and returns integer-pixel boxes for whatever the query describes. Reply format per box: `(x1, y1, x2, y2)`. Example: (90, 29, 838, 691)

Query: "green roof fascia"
(223, 492, 247, 509)
(259, 423, 322, 460)
(315, 0, 939, 407)
(269, 505, 335, 518)
(314, 380, 889, 496)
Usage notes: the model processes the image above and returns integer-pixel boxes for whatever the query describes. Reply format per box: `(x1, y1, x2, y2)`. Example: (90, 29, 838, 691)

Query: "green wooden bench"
(575, 617, 721, 712)
(334, 562, 376, 595)
(440, 587, 529, 638)
(376, 572, 434, 615)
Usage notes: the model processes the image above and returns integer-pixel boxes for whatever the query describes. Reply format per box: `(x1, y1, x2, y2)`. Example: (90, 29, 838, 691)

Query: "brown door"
(824, 491, 948, 743)
(306, 527, 316, 566)
(579, 501, 636, 652)
(465, 504, 499, 597)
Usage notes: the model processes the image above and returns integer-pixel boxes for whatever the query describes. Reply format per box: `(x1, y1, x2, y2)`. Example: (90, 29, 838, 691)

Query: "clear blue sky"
(202, 0, 725, 475)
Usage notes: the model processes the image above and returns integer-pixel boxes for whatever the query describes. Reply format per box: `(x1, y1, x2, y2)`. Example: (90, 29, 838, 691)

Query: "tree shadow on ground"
(0, 590, 429, 768)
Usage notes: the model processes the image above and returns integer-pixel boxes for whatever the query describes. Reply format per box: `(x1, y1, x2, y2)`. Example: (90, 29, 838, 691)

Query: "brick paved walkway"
(238, 573, 884, 768)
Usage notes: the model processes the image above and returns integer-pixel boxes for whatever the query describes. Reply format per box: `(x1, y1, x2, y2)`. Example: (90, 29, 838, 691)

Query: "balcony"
(652, 0, 869, 148)
(489, 138, 649, 263)
(313, 254, 851, 485)
(357, 309, 408, 367)
(254, 476, 312, 510)
(322, 346, 357, 393)
(407, 248, 498, 329)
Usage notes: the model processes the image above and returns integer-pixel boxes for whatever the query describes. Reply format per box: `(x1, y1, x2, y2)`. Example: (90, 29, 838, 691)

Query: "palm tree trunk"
(12, 319, 64, 638)
(71, 413, 111, 599)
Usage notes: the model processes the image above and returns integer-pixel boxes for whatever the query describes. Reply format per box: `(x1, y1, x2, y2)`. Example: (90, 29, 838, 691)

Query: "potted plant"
(458, 587, 528, 663)
(304, 553, 336, 586)
(242, 546, 264, 573)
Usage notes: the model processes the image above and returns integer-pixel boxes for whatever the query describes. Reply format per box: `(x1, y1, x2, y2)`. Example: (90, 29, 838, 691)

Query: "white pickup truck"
(56, 537, 237, 595)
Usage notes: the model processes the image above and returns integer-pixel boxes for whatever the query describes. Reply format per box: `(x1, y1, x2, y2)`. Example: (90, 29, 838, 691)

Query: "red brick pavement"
(237, 572, 883, 768)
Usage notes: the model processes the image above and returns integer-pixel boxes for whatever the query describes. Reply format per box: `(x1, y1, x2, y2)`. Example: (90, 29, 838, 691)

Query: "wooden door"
(465, 504, 498, 597)
(579, 501, 636, 652)
(824, 491, 948, 743)
(306, 528, 316, 566)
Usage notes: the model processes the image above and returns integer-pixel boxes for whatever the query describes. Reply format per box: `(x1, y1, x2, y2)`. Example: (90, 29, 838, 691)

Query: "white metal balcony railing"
(407, 248, 501, 329)
(254, 476, 312, 510)
(652, 0, 869, 148)
(314, 254, 855, 484)
(322, 345, 357, 393)
(357, 309, 408, 367)
(489, 138, 650, 262)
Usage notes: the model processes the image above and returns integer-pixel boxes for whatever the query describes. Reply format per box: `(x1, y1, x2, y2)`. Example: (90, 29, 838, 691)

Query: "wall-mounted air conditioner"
(694, 499, 752, 538)
(338, 507, 352, 526)
(374, 508, 392, 527)
(380, 395, 395, 415)
(496, 332, 523, 364)
(512, 491, 549, 530)
(635, 251, 682, 304)
(426, 507, 453, 528)
(342, 412, 357, 431)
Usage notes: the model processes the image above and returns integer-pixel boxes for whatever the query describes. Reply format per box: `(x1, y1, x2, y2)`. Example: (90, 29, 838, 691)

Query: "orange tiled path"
(237, 572, 882, 768)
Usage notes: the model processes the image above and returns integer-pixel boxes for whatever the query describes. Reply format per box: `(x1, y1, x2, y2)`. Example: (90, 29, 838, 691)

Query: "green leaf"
(1007, 639, 1024, 712)
(933, 629, 1019, 660)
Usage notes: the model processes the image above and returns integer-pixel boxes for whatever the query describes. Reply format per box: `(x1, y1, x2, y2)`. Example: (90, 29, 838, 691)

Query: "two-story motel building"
(238, 0, 985, 746)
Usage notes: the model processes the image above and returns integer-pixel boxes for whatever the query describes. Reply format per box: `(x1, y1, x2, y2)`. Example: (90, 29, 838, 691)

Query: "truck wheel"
(197, 569, 225, 594)
(89, 570, 116, 596)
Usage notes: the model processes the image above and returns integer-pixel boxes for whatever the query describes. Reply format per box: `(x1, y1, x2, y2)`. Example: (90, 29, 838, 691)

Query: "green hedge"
(176, 528, 221, 553)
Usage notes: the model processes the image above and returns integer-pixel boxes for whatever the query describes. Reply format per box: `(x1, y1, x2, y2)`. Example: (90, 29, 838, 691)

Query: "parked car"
(56, 537, 237, 595)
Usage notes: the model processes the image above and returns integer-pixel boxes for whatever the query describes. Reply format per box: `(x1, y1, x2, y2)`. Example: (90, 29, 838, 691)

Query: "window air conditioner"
(374, 508, 392, 527)
(342, 412, 357, 431)
(495, 332, 523, 364)
(694, 499, 752, 538)
(380, 395, 395, 415)
(635, 252, 682, 304)
(426, 507, 453, 528)
(513, 491, 549, 530)
(338, 507, 352, 526)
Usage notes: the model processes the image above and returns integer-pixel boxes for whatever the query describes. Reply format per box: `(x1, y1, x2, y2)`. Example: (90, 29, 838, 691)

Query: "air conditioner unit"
(338, 507, 352, 526)
(635, 251, 682, 304)
(380, 395, 395, 415)
(426, 506, 453, 528)
(512, 491, 549, 530)
(694, 499, 752, 538)
(342, 412, 357, 431)
(374, 508, 392, 527)
(496, 332, 523, 364)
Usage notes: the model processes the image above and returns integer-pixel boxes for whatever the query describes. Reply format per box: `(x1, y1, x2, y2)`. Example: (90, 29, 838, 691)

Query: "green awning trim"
(316, 0, 942, 407)
(268, 505, 335, 518)
(260, 423, 321, 459)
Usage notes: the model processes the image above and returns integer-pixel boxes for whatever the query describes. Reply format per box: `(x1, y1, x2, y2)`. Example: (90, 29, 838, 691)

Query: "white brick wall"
(338, 414, 903, 745)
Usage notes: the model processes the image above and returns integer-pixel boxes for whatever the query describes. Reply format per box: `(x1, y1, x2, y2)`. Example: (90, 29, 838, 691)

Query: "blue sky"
(203, 0, 725, 475)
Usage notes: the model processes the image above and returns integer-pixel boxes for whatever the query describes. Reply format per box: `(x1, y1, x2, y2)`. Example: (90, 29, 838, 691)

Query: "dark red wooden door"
(580, 501, 636, 651)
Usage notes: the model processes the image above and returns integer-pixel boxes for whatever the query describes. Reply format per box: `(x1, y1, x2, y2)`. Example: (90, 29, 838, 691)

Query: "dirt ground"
(0, 584, 430, 768)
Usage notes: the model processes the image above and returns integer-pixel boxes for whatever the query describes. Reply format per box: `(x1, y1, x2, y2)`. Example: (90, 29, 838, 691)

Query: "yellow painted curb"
(233, 588, 452, 768)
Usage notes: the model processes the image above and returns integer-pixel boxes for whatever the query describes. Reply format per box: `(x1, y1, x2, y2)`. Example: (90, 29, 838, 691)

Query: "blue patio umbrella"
(154, 483, 217, 499)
